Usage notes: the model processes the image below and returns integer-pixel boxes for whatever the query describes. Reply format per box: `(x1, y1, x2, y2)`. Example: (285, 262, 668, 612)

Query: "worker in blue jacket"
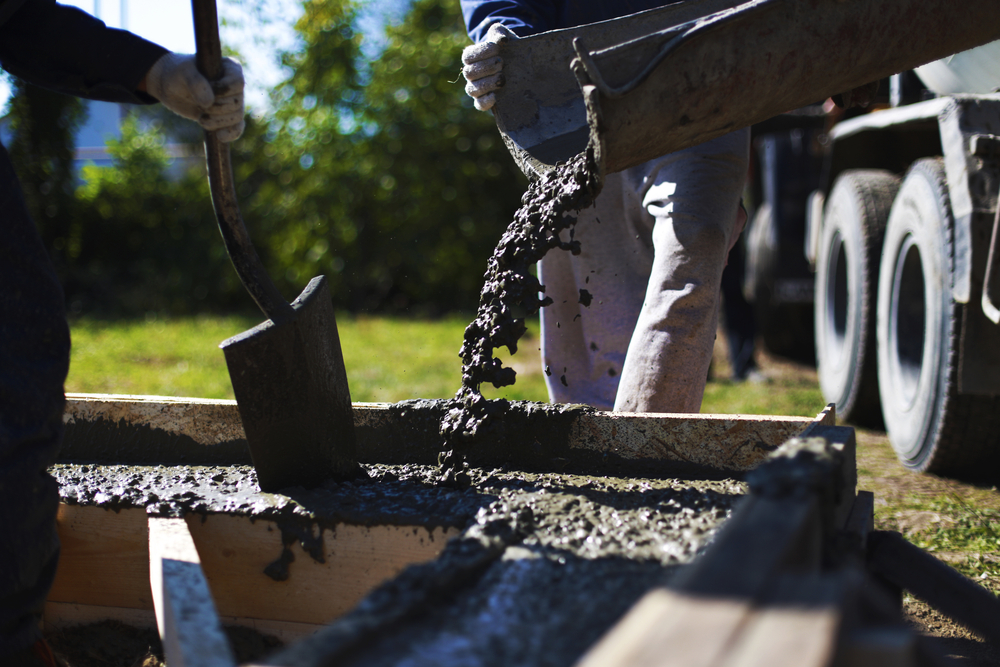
(0, 2, 243, 665)
(461, 0, 750, 413)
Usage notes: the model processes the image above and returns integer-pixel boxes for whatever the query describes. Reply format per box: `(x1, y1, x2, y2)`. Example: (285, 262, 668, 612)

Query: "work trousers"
(539, 129, 750, 412)
(0, 143, 70, 656)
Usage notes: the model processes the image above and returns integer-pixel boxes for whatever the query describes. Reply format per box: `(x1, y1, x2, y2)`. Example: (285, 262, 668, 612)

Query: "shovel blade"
(221, 275, 357, 491)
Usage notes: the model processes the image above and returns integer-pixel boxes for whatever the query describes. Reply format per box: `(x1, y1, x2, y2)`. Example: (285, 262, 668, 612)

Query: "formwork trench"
(48, 394, 846, 666)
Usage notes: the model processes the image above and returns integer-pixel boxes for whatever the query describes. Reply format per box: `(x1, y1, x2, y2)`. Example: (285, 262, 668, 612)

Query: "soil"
(46, 620, 282, 667)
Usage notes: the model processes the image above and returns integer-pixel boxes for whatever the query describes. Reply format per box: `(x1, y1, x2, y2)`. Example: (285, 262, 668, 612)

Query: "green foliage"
(232, 0, 526, 313)
(5, 77, 87, 269)
(9, 0, 525, 316)
(69, 116, 247, 314)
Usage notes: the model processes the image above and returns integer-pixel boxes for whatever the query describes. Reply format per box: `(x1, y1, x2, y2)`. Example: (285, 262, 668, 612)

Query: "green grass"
(68, 315, 255, 399)
(701, 376, 823, 417)
(67, 314, 822, 414)
(876, 489, 1000, 592)
(67, 314, 551, 404)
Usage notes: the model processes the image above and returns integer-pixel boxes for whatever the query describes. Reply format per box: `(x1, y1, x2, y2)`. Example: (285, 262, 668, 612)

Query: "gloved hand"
(145, 53, 245, 142)
(461, 23, 516, 112)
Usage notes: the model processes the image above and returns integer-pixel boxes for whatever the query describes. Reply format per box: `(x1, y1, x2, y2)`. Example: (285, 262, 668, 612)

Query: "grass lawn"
(66, 313, 553, 404)
(66, 313, 824, 413)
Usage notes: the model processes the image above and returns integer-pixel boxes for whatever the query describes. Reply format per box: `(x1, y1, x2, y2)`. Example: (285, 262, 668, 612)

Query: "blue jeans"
(0, 142, 69, 656)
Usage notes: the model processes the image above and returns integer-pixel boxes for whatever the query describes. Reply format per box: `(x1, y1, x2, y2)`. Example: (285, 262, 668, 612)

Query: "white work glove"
(461, 23, 516, 112)
(145, 53, 245, 142)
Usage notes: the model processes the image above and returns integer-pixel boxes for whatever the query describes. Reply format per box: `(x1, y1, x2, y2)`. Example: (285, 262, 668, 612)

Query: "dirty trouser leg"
(0, 143, 70, 656)
(539, 171, 653, 409)
(614, 130, 750, 413)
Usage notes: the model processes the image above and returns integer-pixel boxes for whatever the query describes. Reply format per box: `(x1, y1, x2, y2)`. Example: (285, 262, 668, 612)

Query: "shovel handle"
(192, 0, 295, 325)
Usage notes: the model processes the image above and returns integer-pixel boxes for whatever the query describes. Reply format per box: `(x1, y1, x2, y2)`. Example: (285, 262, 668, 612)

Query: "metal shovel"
(192, 0, 358, 491)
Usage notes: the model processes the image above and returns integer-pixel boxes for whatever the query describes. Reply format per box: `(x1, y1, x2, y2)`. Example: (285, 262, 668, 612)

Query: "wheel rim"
(888, 234, 927, 413)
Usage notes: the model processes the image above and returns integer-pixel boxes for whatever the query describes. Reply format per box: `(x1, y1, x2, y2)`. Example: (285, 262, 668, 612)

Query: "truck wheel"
(815, 170, 899, 427)
(876, 158, 1000, 474)
(745, 202, 814, 363)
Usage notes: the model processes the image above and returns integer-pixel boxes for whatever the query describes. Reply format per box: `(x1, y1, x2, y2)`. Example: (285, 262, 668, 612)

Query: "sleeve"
(0, 0, 169, 104)
(461, 0, 561, 42)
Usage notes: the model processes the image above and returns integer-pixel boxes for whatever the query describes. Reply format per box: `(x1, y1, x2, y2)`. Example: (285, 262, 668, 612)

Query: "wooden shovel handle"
(191, 0, 294, 324)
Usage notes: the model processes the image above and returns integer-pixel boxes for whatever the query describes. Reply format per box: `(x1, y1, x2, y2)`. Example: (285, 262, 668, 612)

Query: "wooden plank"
(49, 503, 457, 629)
(836, 627, 918, 667)
(868, 530, 1000, 647)
(576, 496, 821, 667)
(844, 491, 875, 541)
(63, 394, 822, 471)
(149, 517, 235, 667)
(49, 505, 152, 610)
(185, 514, 459, 626)
(576, 589, 755, 667)
(717, 574, 847, 667)
(568, 412, 813, 470)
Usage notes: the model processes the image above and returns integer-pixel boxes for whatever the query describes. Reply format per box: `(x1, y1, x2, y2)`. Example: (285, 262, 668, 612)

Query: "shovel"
(192, 0, 358, 491)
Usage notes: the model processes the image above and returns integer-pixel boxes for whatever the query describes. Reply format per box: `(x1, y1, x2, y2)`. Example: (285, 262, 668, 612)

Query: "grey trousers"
(539, 129, 750, 412)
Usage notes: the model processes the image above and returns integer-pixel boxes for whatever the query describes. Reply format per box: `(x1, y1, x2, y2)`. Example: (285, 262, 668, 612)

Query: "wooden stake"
(149, 517, 235, 667)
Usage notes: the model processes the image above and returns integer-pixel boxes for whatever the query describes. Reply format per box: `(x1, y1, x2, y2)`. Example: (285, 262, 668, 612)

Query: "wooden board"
(47, 504, 457, 630)
(576, 496, 822, 667)
(149, 517, 235, 667)
(48, 506, 152, 610)
(716, 574, 847, 667)
(62, 394, 829, 473)
(186, 514, 459, 626)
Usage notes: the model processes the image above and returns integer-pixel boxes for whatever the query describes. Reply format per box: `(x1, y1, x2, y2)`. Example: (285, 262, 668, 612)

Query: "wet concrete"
(60, 416, 253, 465)
(440, 147, 603, 476)
(51, 462, 741, 547)
(51, 460, 742, 583)
(261, 468, 743, 667)
(50, 463, 485, 531)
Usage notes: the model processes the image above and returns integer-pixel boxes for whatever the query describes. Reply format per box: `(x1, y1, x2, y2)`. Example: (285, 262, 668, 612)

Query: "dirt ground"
(46, 621, 282, 667)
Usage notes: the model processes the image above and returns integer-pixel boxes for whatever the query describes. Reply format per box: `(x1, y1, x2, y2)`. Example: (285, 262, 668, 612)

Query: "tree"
(71, 116, 244, 314)
(4, 0, 528, 316)
(234, 0, 527, 313)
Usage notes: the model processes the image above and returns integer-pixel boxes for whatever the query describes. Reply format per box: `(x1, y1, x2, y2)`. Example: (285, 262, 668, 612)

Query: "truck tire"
(815, 170, 899, 427)
(876, 158, 1000, 474)
(745, 202, 814, 363)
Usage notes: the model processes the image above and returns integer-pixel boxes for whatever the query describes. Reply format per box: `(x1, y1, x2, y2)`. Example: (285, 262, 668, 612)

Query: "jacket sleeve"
(461, 0, 561, 42)
(0, 0, 169, 104)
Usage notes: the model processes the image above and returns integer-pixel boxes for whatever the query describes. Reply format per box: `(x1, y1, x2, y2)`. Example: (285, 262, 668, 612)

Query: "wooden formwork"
(47, 396, 1000, 666)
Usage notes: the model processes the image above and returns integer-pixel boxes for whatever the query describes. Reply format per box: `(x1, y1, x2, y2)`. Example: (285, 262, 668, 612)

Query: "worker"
(460, 6, 750, 413)
(0, 2, 243, 665)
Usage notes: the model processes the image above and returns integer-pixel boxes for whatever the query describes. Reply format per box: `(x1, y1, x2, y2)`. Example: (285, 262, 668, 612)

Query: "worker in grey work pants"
(462, 21, 749, 413)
